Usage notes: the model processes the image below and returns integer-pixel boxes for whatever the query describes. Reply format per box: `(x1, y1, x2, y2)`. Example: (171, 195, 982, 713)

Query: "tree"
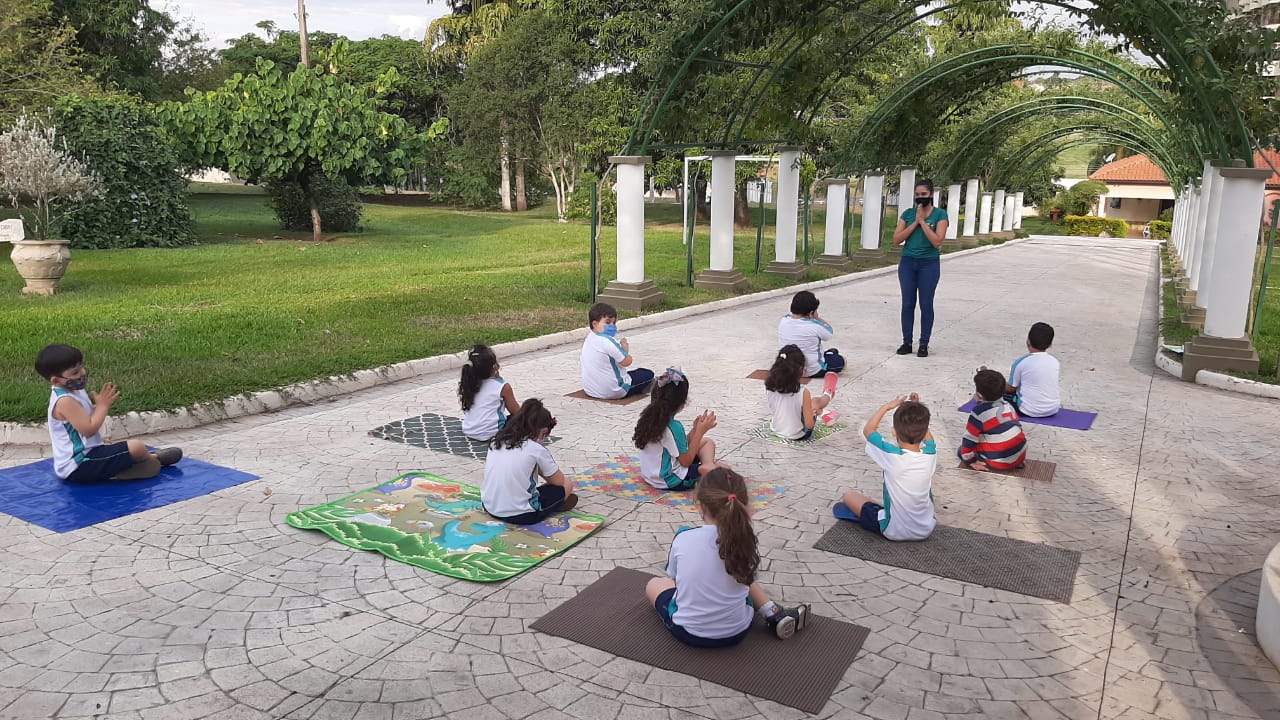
(49, 0, 176, 99)
(0, 0, 97, 120)
(162, 44, 448, 242)
(0, 111, 102, 240)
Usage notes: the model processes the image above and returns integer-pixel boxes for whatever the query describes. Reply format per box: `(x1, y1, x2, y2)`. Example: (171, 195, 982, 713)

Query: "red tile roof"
(1090, 151, 1280, 189)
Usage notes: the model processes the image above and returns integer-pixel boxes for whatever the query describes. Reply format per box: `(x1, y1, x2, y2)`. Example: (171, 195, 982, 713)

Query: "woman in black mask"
(891, 179, 948, 358)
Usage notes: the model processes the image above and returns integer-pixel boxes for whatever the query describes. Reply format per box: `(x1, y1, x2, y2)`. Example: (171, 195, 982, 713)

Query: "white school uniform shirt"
(767, 389, 806, 440)
(481, 439, 559, 517)
(461, 377, 508, 441)
(665, 525, 754, 639)
(581, 332, 631, 399)
(638, 419, 689, 489)
(48, 387, 104, 479)
(864, 432, 938, 541)
(777, 315, 834, 377)
(1009, 351, 1061, 418)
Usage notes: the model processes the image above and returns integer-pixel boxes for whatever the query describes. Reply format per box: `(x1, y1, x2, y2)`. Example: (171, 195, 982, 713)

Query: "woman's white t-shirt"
(462, 377, 508, 441)
(767, 389, 807, 439)
(482, 439, 558, 517)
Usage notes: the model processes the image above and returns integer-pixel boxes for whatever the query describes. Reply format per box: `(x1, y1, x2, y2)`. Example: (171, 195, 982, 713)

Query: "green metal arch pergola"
(989, 125, 1181, 185)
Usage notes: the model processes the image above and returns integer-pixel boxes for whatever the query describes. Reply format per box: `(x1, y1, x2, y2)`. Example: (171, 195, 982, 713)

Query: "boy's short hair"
(893, 401, 931, 445)
(1028, 322, 1054, 351)
(588, 302, 617, 324)
(36, 344, 83, 380)
(790, 291, 819, 315)
(974, 369, 1006, 402)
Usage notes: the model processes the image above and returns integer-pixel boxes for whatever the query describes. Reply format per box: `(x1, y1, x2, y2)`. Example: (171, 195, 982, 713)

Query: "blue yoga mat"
(957, 400, 1096, 431)
(0, 456, 259, 533)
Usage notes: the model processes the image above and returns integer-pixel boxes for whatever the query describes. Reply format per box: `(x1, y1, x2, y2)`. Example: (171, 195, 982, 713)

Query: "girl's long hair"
(633, 371, 689, 448)
(696, 468, 759, 586)
(458, 344, 499, 411)
(492, 398, 553, 450)
(764, 344, 804, 394)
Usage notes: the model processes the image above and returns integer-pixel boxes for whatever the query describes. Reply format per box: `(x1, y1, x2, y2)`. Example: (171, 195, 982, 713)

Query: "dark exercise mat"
(746, 369, 812, 383)
(564, 389, 646, 405)
(368, 413, 558, 460)
(956, 458, 1056, 481)
(818, 506, 1080, 603)
(530, 566, 870, 714)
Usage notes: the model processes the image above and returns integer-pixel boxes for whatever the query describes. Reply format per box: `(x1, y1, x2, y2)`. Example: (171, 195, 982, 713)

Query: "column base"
(948, 237, 970, 249)
(853, 248, 883, 261)
(1178, 289, 1197, 308)
(1174, 278, 1188, 293)
(1181, 306, 1206, 329)
(596, 279, 665, 312)
(764, 260, 808, 281)
(811, 254, 854, 271)
(693, 268, 749, 292)
(1181, 334, 1259, 381)
(885, 244, 902, 256)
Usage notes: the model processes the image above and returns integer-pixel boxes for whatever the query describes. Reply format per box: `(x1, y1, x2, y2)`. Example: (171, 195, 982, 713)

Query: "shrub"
(52, 95, 195, 248)
(565, 172, 617, 224)
(266, 176, 363, 233)
(1148, 220, 1171, 239)
(1064, 215, 1129, 238)
(0, 111, 102, 240)
(1158, 207, 1174, 222)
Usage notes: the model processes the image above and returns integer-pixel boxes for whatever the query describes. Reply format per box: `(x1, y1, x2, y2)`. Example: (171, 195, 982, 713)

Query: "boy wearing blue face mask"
(36, 344, 182, 483)
(580, 303, 655, 399)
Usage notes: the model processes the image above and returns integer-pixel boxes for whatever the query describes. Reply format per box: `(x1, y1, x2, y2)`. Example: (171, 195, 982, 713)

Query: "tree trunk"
(546, 162, 564, 221)
(515, 159, 528, 211)
(694, 177, 709, 221)
(734, 184, 752, 228)
(500, 141, 512, 212)
(299, 173, 322, 242)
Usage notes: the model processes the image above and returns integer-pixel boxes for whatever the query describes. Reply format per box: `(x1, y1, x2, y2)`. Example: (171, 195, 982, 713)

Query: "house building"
(1089, 151, 1280, 229)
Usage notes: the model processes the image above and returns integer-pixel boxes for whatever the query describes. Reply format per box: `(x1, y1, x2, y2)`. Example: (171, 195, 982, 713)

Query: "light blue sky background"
(163, 0, 451, 46)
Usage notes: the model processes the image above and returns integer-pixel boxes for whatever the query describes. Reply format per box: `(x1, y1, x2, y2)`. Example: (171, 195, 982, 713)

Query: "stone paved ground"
(1, 237, 1278, 720)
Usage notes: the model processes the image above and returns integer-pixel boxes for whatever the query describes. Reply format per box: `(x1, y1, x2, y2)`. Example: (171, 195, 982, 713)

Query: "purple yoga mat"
(957, 400, 1096, 431)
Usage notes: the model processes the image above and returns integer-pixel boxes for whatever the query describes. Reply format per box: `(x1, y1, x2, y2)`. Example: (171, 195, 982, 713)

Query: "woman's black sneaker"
(895, 344, 912, 355)
(917, 346, 929, 358)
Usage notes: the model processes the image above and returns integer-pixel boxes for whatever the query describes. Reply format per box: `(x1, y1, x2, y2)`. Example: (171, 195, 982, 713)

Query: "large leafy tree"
(163, 43, 448, 241)
(0, 0, 97, 120)
(49, 0, 175, 99)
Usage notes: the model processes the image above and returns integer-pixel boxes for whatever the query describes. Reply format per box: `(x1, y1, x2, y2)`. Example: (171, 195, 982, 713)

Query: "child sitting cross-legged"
(765, 345, 838, 441)
(458, 344, 520, 443)
(633, 368, 723, 491)
(481, 399, 577, 524)
(839, 393, 938, 541)
(958, 369, 1027, 472)
(644, 467, 810, 646)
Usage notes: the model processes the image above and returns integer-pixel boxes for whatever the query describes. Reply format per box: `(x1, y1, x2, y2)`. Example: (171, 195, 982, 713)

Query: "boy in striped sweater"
(958, 369, 1027, 471)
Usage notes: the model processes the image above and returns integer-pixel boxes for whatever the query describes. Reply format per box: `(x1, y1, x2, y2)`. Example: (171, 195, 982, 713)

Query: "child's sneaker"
(821, 372, 838, 398)
(766, 604, 810, 640)
(820, 408, 840, 425)
(557, 493, 579, 513)
(155, 447, 183, 466)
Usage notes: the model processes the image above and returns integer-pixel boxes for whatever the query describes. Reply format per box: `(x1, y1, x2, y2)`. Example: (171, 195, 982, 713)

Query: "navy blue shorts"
(856, 501, 886, 535)
(488, 485, 567, 525)
(667, 458, 702, 491)
(624, 368, 656, 397)
(655, 587, 749, 648)
(64, 441, 138, 484)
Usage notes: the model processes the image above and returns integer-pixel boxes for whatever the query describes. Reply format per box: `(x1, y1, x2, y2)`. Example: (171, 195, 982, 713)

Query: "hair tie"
(726, 494, 737, 503)
(656, 367, 686, 387)
(463, 359, 473, 367)
(778, 352, 786, 359)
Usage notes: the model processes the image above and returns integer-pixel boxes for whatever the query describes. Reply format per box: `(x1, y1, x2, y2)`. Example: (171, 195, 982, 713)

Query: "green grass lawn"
(1057, 145, 1096, 177)
(0, 193, 907, 422)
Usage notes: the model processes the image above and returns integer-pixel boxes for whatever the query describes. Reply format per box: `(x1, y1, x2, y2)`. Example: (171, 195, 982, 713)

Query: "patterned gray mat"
(815, 520, 1080, 603)
(369, 413, 557, 460)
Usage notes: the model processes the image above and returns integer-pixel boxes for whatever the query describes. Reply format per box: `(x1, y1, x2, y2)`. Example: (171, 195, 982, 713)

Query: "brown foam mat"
(956, 458, 1056, 481)
(815, 521, 1080, 604)
(530, 567, 870, 714)
(746, 369, 812, 383)
(565, 389, 647, 405)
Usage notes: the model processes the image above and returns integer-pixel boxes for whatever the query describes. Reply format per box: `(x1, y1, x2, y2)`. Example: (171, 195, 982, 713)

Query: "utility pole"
(297, 0, 310, 66)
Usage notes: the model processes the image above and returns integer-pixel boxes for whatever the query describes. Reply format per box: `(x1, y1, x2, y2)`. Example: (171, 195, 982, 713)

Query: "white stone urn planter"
(10, 238, 71, 295)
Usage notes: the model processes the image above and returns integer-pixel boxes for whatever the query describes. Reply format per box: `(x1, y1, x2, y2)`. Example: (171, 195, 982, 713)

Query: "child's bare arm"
(54, 384, 117, 437)
(500, 384, 520, 415)
(679, 411, 716, 465)
(862, 398, 901, 439)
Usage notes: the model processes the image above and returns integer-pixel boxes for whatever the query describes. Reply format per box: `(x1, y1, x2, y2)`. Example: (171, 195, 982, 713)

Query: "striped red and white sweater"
(958, 399, 1027, 470)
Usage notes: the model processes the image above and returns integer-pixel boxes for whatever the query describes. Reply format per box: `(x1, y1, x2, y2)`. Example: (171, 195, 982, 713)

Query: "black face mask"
(915, 196, 931, 205)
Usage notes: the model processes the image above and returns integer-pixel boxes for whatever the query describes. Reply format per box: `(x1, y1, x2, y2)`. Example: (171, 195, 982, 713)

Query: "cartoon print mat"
(574, 456, 786, 512)
(368, 413, 557, 460)
(285, 472, 605, 582)
(747, 421, 848, 447)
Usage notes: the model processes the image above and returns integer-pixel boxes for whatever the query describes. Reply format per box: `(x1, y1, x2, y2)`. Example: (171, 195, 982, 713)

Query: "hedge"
(1064, 215, 1129, 238)
(1148, 220, 1171, 239)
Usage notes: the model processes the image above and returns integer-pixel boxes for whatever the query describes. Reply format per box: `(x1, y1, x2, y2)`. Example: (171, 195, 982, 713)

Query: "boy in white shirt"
(1005, 322, 1061, 418)
(580, 303, 654, 399)
(839, 393, 937, 541)
(777, 291, 844, 377)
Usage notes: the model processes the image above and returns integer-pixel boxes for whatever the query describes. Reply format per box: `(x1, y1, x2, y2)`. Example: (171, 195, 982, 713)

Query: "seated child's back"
(959, 369, 1027, 470)
(1009, 322, 1060, 418)
(861, 396, 937, 541)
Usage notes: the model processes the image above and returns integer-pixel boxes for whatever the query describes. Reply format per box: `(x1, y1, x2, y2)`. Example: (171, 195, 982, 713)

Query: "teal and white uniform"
(864, 431, 938, 541)
(665, 525, 753, 639)
(48, 387, 104, 480)
(462, 377, 508, 441)
(481, 439, 559, 517)
(639, 419, 690, 490)
(580, 332, 631, 399)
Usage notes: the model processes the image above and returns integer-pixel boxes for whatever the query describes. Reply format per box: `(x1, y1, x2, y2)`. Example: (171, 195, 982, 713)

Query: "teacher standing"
(892, 179, 948, 358)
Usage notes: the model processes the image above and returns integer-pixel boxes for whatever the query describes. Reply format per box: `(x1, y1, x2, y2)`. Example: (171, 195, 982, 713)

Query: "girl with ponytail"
(481, 398, 577, 524)
(459, 344, 520, 442)
(633, 368, 721, 490)
(644, 468, 811, 645)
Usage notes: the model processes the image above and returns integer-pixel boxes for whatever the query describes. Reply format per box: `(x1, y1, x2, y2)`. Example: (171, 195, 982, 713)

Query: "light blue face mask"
(602, 323, 618, 337)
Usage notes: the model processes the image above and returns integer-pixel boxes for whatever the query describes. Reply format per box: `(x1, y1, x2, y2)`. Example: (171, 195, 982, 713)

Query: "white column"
(1184, 185, 1202, 274)
(1013, 192, 1024, 229)
(1173, 189, 1188, 257)
(978, 192, 994, 234)
(774, 147, 801, 264)
(945, 182, 962, 240)
(1003, 194, 1016, 231)
(823, 178, 849, 256)
(611, 156, 649, 283)
(1187, 159, 1215, 289)
(932, 189, 941, 207)
(898, 166, 917, 218)
(1192, 162, 1227, 305)
(860, 173, 885, 251)
(1203, 166, 1271, 339)
(963, 178, 980, 237)
(709, 151, 737, 271)
(991, 189, 1006, 233)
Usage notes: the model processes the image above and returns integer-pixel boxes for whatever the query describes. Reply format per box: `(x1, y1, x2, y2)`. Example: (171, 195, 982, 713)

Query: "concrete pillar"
(813, 178, 853, 270)
(898, 166, 917, 219)
(598, 156, 663, 311)
(1181, 163, 1269, 380)
(765, 146, 806, 279)
(1192, 163, 1228, 308)
(978, 192, 994, 235)
(945, 182, 962, 243)
(963, 178, 980, 237)
(695, 151, 747, 291)
(1186, 159, 1216, 295)
(991, 189, 1006, 236)
(932, 189, 941, 208)
(1003, 194, 1016, 232)
(856, 173, 886, 259)
(1013, 192, 1024, 230)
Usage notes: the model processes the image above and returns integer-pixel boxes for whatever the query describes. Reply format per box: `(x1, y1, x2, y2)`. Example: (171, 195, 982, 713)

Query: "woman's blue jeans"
(898, 256, 940, 346)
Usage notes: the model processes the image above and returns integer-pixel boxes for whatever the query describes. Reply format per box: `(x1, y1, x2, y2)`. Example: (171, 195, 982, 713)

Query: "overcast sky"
(161, 0, 451, 47)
